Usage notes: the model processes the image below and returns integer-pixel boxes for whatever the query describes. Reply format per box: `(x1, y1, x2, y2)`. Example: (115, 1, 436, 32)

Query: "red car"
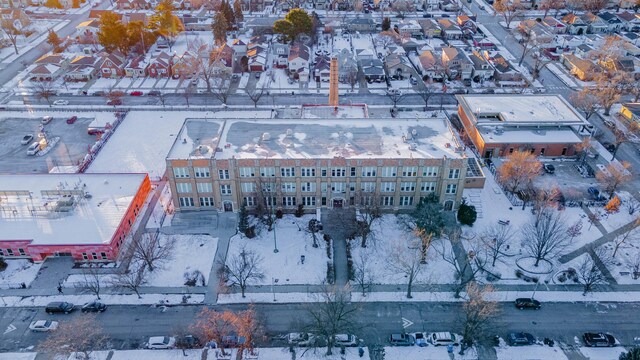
(130, 91, 143, 96)
(66, 116, 77, 124)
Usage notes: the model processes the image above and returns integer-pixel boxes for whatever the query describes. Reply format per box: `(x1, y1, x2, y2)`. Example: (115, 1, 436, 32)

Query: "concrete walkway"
(321, 211, 349, 286)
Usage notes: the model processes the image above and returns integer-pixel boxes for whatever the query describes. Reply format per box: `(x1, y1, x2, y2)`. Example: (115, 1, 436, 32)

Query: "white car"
(429, 332, 462, 346)
(53, 100, 69, 106)
(334, 334, 359, 347)
(29, 320, 58, 332)
(287, 332, 316, 347)
(386, 89, 402, 96)
(627, 133, 640, 144)
(26, 142, 40, 156)
(146, 336, 176, 349)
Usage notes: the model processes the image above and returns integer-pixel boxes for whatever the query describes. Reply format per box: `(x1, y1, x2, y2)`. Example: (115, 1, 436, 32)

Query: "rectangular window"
(283, 196, 297, 206)
(264, 196, 277, 206)
(196, 182, 212, 193)
(421, 181, 436, 192)
(509, 148, 514, 154)
(422, 166, 438, 177)
(350, 167, 356, 177)
(100, 252, 107, 259)
(260, 167, 275, 177)
(380, 182, 396, 192)
(218, 169, 230, 180)
(361, 182, 376, 192)
(281, 167, 295, 177)
(400, 196, 414, 206)
(199, 197, 214, 207)
(176, 182, 192, 194)
(331, 167, 346, 177)
(349, 182, 356, 192)
(179, 197, 195, 207)
(400, 182, 416, 192)
(260, 182, 275, 193)
(331, 182, 346, 193)
(173, 167, 190, 178)
(301, 167, 316, 177)
(402, 166, 418, 177)
(281, 182, 296, 192)
(303, 196, 316, 206)
(301, 182, 316, 192)
(361, 166, 377, 177)
(321, 197, 327, 206)
(540, 148, 545, 155)
(446, 184, 457, 194)
(239, 167, 255, 178)
(82, 252, 88, 260)
(0, 249, 4, 256)
(194, 167, 210, 178)
(241, 182, 256, 192)
(220, 184, 232, 195)
(321, 168, 327, 177)
(382, 196, 394, 206)
(91, 252, 98, 260)
(381, 166, 397, 177)
(244, 196, 256, 206)
(448, 169, 460, 179)
(321, 182, 328, 193)
(18, 248, 25, 256)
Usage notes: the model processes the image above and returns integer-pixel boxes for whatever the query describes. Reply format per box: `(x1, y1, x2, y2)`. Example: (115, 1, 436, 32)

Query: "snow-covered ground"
(590, 191, 639, 233)
(495, 344, 568, 360)
(385, 346, 477, 360)
(0, 293, 203, 307)
(112, 350, 202, 360)
(145, 184, 174, 229)
(0, 260, 42, 289)
(256, 347, 369, 359)
(226, 215, 328, 285)
(0, 353, 36, 360)
(579, 346, 627, 359)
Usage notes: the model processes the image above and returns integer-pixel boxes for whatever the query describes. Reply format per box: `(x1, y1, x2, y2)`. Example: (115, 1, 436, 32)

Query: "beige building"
(166, 117, 485, 214)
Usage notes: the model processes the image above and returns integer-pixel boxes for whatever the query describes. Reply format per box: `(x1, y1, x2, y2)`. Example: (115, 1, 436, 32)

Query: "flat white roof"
(478, 127, 583, 144)
(0, 174, 146, 246)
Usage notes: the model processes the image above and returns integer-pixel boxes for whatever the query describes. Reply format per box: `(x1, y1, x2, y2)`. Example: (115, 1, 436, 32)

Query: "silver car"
(26, 142, 40, 156)
(29, 320, 58, 332)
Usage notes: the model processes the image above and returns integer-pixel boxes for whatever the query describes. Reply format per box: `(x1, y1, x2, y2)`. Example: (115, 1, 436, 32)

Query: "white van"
(27, 142, 40, 156)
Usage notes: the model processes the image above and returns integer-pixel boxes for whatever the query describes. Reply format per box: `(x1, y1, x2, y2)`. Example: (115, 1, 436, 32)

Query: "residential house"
(518, 20, 555, 45)
(385, 53, 415, 79)
(347, 18, 376, 32)
(214, 43, 236, 74)
(288, 43, 310, 80)
(437, 19, 463, 41)
(599, 12, 623, 33)
(417, 18, 441, 39)
(599, 56, 639, 79)
(146, 51, 174, 78)
(456, 15, 476, 37)
(439, 0, 459, 12)
(232, 39, 248, 72)
(75, 19, 100, 44)
(245, 17, 278, 34)
(441, 46, 472, 80)
(541, 17, 567, 34)
(582, 12, 609, 34)
(313, 56, 331, 82)
(29, 64, 63, 82)
(616, 12, 640, 32)
(360, 58, 385, 82)
(561, 53, 599, 81)
(0, 9, 30, 28)
(621, 32, 640, 46)
(401, 38, 425, 53)
(424, 0, 439, 11)
(35, 54, 69, 68)
(396, 20, 423, 38)
(355, 47, 375, 61)
(468, 51, 493, 81)
(241, 0, 265, 12)
(272, 42, 289, 68)
(64, 55, 98, 82)
(417, 50, 444, 80)
(314, 0, 330, 10)
(171, 51, 197, 79)
(247, 40, 268, 72)
(96, 51, 126, 78)
(484, 52, 524, 85)
(620, 103, 640, 123)
(622, 41, 640, 57)
(122, 12, 148, 25)
(337, 48, 358, 83)
(575, 43, 595, 58)
(124, 55, 148, 78)
(562, 13, 588, 35)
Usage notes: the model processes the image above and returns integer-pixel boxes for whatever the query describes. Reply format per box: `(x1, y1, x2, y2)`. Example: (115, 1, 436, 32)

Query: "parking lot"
(534, 160, 601, 200)
(0, 115, 98, 173)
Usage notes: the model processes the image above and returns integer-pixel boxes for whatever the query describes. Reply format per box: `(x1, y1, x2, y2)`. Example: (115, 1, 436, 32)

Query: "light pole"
(272, 200, 279, 253)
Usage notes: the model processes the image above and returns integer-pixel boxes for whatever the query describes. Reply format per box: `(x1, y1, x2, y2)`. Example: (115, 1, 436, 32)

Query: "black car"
(515, 298, 541, 310)
(45, 302, 75, 314)
(508, 332, 536, 346)
(588, 187, 606, 201)
(148, 90, 161, 96)
(543, 164, 555, 174)
(81, 301, 107, 313)
(583, 333, 616, 347)
(390, 333, 415, 346)
(177, 335, 202, 348)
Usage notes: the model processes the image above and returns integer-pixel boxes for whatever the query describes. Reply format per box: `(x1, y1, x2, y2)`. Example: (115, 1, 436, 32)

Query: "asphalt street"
(1, 302, 640, 353)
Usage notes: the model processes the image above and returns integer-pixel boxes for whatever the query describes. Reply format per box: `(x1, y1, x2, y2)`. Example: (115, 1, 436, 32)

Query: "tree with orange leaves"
(596, 162, 632, 198)
(496, 150, 541, 196)
(191, 309, 237, 356)
(235, 306, 264, 357)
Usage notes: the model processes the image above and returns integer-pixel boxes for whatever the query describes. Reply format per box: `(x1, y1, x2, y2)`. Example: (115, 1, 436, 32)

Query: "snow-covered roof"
(0, 173, 147, 246)
(168, 117, 465, 161)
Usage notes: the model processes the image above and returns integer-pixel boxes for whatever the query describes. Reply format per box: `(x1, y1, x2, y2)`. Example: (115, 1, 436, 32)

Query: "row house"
(468, 51, 493, 81)
(616, 12, 640, 32)
(360, 58, 385, 83)
(441, 47, 472, 81)
(97, 51, 126, 78)
(288, 43, 310, 81)
(385, 53, 415, 79)
(562, 13, 588, 35)
(456, 15, 477, 37)
(64, 55, 99, 82)
(437, 19, 463, 41)
(417, 50, 444, 81)
(124, 55, 148, 77)
(483, 52, 524, 86)
(147, 51, 174, 78)
(582, 13, 609, 34)
(396, 20, 423, 39)
(417, 18, 441, 39)
(247, 44, 268, 72)
(272, 42, 290, 68)
(313, 55, 331, 82)
(541, 17, 567, 34)
(599, 12, 624, 33)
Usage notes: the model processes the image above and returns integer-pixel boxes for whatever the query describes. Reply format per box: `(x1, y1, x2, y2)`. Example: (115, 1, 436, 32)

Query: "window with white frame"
(281, 167, 295, 177)
(199, 197, 214, 207)
(448, 168, 460, 179)
(361, 166, 377, 177)
(264, 196, 276, 206)
(421, 181, 436, 192)
(400, 196, 414, 206)
(400, 182, 416, 192)
(382, 196, 394, 206)
(321, 168, 327, 177)
(239, 167, 255, 178)
(196, 182, 212, 193)
(176, 182, 192, 193)
(380, 182, 396, 192)
(303, 196, 316, 206)
(260, 167, 275, 177)
(402, 166, 418, 177)
(321, 182, 328, 193)
(218, 169, 230, 180)
(350, 167, 356, 177)
(446, 184, 457, 194)
(331, 182, 346, 193)
(361, 182, 376, 192)
(260, 182, 275, 192)
(422, 166, 438, 177)
(179, 197, 194, 207)
(282, 196, 296, 206)
(173, 167, 190, 178)
(301, 182, 316, 192)
(381, 166, 397, 177)
(331, 167, 346, 177)
(194, 167, 210, 178)
(281, 182, 296, 192)
(349, 182, 355, 192)
(301, 167, 316, 177)
(244, 196, 256, 206)
(220, 184, 232, 195)
(241, 182, 256, 193)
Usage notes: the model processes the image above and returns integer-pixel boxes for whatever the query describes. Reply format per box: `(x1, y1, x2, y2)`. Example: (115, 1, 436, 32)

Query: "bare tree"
(482, 224, 516, 267)
(306, 218, 322, 248)
(306, 285, 360, 355)
(437, 228, 485, 298)
(521, 206, 570, 267)
(105, 86, 125, 104)
(497, 150, 541, 196)
(570, 89, 601, 120)
(131, 232, 175, 272)
(494, 0, 524, 29)
(182, 84, 195, 107)
(575, 137, 593, 166)
(458, 283, 498, 354)
(77, 267, 103, 300)
(567, 219, 584, 243)
(530, 50, 552, 80)
(596, 161, 632, 198)
(352, 250, 376, 297)
(355, 191, 382, 248)
(219, 246, 265, 298)
(391, 0, 415, 19)
(416, 80, 438, 111)
(247, 84, 267, 108)
(539, 0, 566, 17)
(211, 72, 233, 105)
(345, 66, 359, 92)
(37, 314, 109, 360)
(592, 72, 623, 116)
(255, 177, 278, 231)
(386, 90, 405, 110)
(611, 218, 640, 257)
(625, 198, 640, 216)
(156, 91, 168, 107)
(1, 17, 30, 55)
(188, 40, 219, 93)
(387, 235, 426, 299)
(517, 21, 550, 67)
(577, 247, 612, 295)
(111, 264, 147, 299)
(33, 80, 56, 106)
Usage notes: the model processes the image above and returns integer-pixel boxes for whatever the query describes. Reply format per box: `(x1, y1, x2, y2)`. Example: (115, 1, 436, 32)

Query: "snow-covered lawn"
(0, 259, 42, 289)
(603, 237, 640, 284)
(495, 344, 568, 360)
(385, 346, 477, 360)
(217, 292, 320, 304)
(579, 346, 627, 360)
(112, 350, 202, 360)
(590, 192, 639, 233)
(255, 347, 369, 360)
(145, 184, 174, 229)
(0, 353, 36, 360)
(226, 214, 329, 285)
(0, 293, 204, 307)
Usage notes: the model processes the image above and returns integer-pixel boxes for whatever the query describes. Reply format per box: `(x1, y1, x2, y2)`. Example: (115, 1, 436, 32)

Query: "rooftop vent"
(261, 132, 271, 141)
(409, 143, 418, 151)
(286, 128, 293, 137)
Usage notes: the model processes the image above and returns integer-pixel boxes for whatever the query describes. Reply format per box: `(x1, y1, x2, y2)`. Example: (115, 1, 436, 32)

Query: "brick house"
(146, 51, 174, 78)
(97, 51, 126, 78)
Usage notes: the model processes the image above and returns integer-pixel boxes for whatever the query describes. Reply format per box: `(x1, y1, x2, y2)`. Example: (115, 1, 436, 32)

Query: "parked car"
(26, 142, 40, 156)
(53, 99, 69, 105)
(411, 332, 429, 347)
(334, 334, 358, 347)
(588, 187, 606, 201)
(429, 332, 461, 346)
(81, 301, 106, 313)
(515, 298, 541, 310)
(409, 77, 418, 85)
(41, 116, 53, 124)
(583, 333, 616, 347)
(508, 332, 536, 346)
(255, 72, 261, 79)
(389, 333, 415, 346)
(627, 133, 640, 144)
(146, 336, 176, 349)
(92, 91, 105, 96)
(106, 99, 122, 106)
(148, 90, 161, 96)
(177, 335, 202, 349)
(29, 320, 58, 332)
(66, 116, 77, 124)
(45, 302, 75, 314)
(543, 164, 555, 174)
(21, 134, 33, 145)
(287, 333, 316, 347)
(602, 142, 616, 153)
(222, 335, 246, 348)
(130, 91, 143, 96)
(386, 89, 402, 96)
(603, 119, 616, 128)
